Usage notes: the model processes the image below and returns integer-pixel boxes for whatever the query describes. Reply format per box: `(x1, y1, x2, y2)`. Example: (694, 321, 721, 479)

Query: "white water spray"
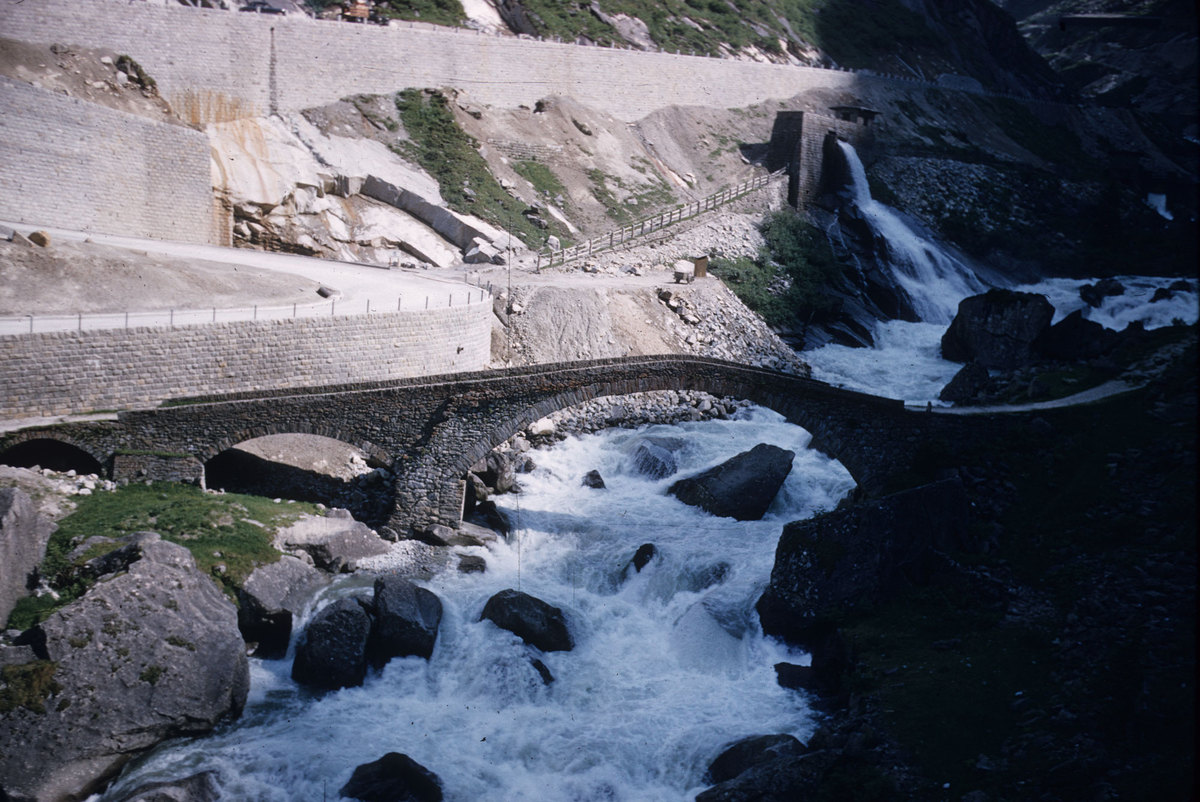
(96, 409, 856, 802)
(837, 140, 987, 324)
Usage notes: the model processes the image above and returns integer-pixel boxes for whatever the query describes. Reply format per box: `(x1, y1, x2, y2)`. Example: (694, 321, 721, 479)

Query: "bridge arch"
(0, 434, 108, 476)
(410, 366, 886, 530)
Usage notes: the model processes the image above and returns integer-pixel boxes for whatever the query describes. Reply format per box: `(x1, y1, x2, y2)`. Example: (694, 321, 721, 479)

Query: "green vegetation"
(5, 483, 317, 630)
(0, 661, 61, 714)
(139, 665, 166, 686)
(710, 210, 844, 329)
(512, 160, 567, 201)
(512, 0, 942, 68)
(392, 89, 562, 247)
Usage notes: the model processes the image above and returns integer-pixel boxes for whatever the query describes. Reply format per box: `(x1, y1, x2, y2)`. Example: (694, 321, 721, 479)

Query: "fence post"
(212, 307, 216, 322)
(253, 305, 257, 320)
(425, 296, 429, 309)
(125, 312, 129, 329)
(169, 309, 173, 327)
(77, 312, 82, 331)
(293, 303, 297, 317)
(29, 315, 33, 334)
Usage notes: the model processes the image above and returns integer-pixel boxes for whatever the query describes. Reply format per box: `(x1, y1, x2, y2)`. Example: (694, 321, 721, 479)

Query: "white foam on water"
(98, 408, 855, 802)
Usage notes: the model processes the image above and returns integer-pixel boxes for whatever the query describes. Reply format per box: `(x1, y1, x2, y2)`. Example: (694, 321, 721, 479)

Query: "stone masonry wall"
(0, 303, 491, 419)
(0, 77, 218, 243)
(1, 0, 863, 124)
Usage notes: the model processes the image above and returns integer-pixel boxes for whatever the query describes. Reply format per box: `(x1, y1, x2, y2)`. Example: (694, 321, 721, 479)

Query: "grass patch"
(5, 483, 317, 630)
(0, 661, 61, 714)
(710, 210, 845, 329)
(512, 160, 567, 200)
(393, 89, 562, 248)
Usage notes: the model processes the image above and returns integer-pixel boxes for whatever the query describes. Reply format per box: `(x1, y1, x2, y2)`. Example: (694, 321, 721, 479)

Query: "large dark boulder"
(339, 752, 443, 802)
(237, 555, 329, 659)
(757, 479, 969, 647)
(0, 535, 249, 802)
(368, 576, 443, 666)
(1035, 309, 1120, 361)
(668, 444, 795, 521)
(479, 589, 573, 652)
(0, 487, 56, 625)
(706, 734, 808, 784)
(941, 289, 1054, 369)
(291, 596, 373, 690)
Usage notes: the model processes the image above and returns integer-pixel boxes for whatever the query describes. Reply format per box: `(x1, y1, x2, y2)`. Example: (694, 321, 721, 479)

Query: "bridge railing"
(535, 173, 777, 269)
(0, 288, 492, 336)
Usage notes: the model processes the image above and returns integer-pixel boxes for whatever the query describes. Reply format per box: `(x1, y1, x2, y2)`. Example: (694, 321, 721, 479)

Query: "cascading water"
(836, 140, 987, 326)
(804, 142, 1198, 405)
(95, 408, 856, 802)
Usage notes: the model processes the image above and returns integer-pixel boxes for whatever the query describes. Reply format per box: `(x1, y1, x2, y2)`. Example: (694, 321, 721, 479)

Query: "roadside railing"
(0, 288, 492, 336)
(535, 173, 777, 269)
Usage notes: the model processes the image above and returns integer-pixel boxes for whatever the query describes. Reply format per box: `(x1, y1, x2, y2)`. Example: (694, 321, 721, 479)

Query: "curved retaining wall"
(2, 0, 861, 123)
(0, 303, 491, 419)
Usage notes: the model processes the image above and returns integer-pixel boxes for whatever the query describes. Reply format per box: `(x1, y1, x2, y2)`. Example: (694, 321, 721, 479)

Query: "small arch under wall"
(0, 433, 111, 477)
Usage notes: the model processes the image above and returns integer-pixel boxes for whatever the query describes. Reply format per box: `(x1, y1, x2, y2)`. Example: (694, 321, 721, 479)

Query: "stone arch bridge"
(0, 356, 960, 532)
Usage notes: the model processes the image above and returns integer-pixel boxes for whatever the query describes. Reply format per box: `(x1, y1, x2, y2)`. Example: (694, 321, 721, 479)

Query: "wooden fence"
(535, 173, 776, 269)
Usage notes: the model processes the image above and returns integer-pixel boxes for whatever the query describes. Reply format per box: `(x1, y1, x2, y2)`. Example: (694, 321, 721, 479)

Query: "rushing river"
(802, 142, 1199, 406)
(97, 408, 856, 801)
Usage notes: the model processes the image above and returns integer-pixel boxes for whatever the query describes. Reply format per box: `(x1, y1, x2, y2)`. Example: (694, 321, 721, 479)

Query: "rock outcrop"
(757, 479, 970, 646)
(941, 290, 1054, 369)
(479, 589, 574, 652)
(668, 443, 795, 520)
(0, 534, 249, 802)
(0, 487, 56, 624)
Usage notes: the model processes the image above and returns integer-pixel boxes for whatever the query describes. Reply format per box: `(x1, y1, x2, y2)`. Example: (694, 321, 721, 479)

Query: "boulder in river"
(340, 752, 443, 802)
(581, 470, 606, 489)
(1079, 278, 1125, 308)
(479, 588, 573, 652)
(941, 289, 1054, 369)
(628, 436, 683, 479)
(237, 555, 329, 659)
(1035, 309, 1120, 361)
(668, 443, 795, 521)
(0, 534, 249, 802)
(706, 733, 808, 784)
(368, 575, 443, 665)
(291, 596, 373, 690)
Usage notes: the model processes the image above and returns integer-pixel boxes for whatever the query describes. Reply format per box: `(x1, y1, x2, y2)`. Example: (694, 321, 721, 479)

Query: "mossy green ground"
(6, 483, 317, 630)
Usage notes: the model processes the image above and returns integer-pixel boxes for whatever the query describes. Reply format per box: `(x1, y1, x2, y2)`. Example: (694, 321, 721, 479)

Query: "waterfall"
(837, 140, 987, 324)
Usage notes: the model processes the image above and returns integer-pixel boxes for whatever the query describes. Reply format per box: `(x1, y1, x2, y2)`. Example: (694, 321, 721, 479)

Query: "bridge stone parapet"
(1, 356, 978, 534)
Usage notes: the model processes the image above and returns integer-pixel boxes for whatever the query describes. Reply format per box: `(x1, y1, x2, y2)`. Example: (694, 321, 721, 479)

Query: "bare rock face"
(0, 534, 249, 802)
(237, 555, 329, 659)
(941, 290, 1054, 369)
(0, 487, 56, 624)
(275, 513, 390, 573)
(668, 444, 795, 521)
